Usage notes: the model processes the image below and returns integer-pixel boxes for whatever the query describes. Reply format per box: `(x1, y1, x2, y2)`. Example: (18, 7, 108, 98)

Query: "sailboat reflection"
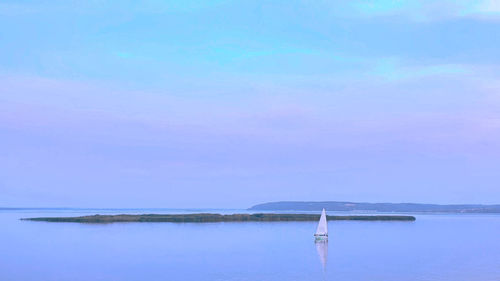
(315, 240, 328, 270)
(314, 208, 329, 270)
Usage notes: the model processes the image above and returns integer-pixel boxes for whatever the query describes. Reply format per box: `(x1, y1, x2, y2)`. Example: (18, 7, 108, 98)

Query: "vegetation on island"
(22, 213, 416, 223)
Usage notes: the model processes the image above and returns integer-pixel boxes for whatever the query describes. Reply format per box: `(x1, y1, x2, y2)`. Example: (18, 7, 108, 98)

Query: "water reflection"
(315, 240, 328, 271)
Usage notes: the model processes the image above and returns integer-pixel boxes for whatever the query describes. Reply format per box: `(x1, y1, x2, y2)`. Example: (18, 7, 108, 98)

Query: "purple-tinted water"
(1, 209, 499, 281)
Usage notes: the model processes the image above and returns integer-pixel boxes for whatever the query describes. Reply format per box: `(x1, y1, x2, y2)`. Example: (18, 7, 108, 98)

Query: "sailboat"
(314, 208, 328, 241)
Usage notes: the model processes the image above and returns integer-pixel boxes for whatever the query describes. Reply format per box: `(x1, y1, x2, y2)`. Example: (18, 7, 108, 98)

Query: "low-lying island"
(22, 213, 416, 223)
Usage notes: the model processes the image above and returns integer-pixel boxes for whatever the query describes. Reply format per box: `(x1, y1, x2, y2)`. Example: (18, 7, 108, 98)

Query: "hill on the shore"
(249, 201, 500, 213)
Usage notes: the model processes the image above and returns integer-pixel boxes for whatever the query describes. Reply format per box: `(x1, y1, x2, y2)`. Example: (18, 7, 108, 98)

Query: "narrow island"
(21, 213, 416, 223)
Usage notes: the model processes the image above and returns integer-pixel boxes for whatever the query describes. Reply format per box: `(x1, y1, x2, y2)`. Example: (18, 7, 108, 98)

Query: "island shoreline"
(21, 213, 416, 223)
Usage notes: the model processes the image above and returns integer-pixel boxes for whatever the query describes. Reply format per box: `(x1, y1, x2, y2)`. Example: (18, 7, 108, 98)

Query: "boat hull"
(314, 234, 328, 241)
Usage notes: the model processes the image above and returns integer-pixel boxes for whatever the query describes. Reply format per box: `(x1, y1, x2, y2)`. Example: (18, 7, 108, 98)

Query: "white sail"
(315, 208, 328, 237)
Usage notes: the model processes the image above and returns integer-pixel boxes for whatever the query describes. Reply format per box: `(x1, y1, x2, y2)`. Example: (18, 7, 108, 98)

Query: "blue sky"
(1, 0, 500, 207)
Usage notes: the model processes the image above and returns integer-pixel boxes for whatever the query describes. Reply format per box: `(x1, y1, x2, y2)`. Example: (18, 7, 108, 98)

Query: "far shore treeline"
(249, 201, 500, 213)
(22, 213, 416, 223)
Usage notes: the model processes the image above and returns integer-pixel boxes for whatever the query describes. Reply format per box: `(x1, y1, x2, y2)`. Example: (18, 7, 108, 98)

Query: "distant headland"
(249, 201, 500, 213)
(22, 213, 415, 223)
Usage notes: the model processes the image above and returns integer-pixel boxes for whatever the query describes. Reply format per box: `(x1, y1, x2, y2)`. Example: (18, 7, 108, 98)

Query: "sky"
(1, 0, 500, 208)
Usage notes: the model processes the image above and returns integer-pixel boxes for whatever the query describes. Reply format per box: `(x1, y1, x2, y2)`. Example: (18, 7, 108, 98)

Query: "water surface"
(1, 209, 499, 281)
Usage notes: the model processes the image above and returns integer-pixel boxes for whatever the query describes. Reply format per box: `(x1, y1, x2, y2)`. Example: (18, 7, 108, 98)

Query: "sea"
(1, 208, 499, 281)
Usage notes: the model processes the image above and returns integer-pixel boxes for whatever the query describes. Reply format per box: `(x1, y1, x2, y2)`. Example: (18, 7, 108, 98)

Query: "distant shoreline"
(21, 213, 416, 223)
(249, 201, 500, 213)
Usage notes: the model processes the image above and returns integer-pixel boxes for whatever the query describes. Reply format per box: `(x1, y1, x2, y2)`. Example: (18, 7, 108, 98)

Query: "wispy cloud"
(371, 58, 469, 81)
(344, 0, 500, 21)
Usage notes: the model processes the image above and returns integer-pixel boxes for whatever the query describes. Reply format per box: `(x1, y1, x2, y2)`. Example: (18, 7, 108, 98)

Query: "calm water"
(1, 209, 499, 281)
